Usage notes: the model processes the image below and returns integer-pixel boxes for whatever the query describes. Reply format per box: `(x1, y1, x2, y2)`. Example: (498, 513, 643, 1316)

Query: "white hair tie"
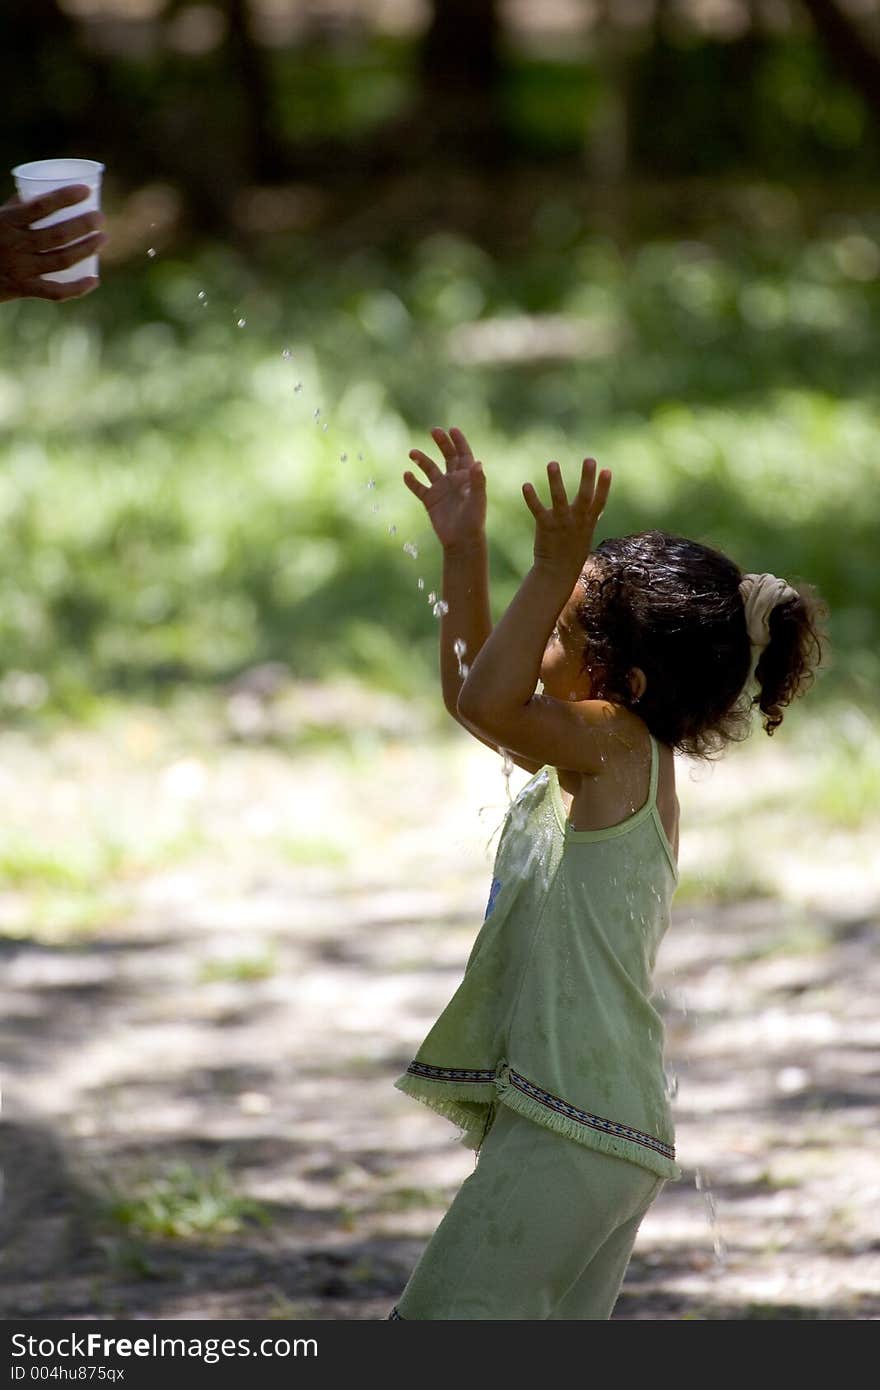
(739, 572, 798, 676)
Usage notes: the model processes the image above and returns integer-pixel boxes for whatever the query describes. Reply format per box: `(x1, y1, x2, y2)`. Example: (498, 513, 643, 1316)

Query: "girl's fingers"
(522, 481, 546, 519)
(448, 426, 474, 464)
(408, 448, 443, 482)
(430, 428, 459, 467)
(572, 457, 597, 512)
(586, 466, 611, 519)
(546, 460, 568, 510)
(403, 470, 430, 501)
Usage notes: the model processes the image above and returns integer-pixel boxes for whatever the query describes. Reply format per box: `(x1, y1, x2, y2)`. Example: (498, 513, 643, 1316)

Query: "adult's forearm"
(439, 536, 492, 717)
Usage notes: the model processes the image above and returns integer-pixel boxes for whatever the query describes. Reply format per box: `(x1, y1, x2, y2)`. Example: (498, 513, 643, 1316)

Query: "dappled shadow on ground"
(2, 805, 879, 1319)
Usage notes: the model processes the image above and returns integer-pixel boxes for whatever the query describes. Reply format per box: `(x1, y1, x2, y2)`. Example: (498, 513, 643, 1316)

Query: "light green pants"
(392, 1103, 664, 1320)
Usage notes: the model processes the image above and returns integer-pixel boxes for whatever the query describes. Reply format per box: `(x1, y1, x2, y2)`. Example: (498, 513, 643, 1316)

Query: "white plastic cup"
(11, 158, 105, 283)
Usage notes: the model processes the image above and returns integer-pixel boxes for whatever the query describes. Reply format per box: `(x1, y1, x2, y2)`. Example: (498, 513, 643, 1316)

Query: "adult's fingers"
(4, 184, 92, 227)
(35, 233, 107, 273)
(30, 211, 105, 252)
(26, 274, 101, 302)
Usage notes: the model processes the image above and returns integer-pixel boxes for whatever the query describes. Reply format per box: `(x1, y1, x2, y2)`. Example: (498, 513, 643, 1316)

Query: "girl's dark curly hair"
(574, 531, 826, 759)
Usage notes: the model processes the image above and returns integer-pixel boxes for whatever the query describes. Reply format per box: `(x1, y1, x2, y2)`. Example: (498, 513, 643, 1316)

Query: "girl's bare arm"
(404, 427, 541, 773)
(458, 459, 629, 773)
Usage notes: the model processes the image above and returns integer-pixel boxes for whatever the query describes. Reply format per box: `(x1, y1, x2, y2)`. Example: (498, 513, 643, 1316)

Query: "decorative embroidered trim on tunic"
(406, 1061, 497, 1084)
(403, 1059, 675, 1163)
(508, 1068, 676, 1162)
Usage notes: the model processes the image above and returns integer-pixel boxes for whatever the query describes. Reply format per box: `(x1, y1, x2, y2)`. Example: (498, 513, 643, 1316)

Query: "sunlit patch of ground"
(0, 694, 878, 1319)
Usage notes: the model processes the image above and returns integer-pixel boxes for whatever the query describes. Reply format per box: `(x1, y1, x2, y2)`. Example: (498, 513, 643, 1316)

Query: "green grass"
(0, 209, 877, 718)
(674, 860, 776, 906)
(101, 1163, 268, 1241)
(198, 948, 279, 984)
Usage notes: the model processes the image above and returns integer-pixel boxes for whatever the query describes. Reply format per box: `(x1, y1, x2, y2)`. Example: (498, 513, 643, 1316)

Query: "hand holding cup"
(2, 159, 106, 303)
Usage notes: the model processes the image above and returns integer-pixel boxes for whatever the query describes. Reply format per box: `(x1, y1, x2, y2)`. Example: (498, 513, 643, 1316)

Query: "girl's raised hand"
(404, 427, 487, 550)
(523, 457, 612, 574)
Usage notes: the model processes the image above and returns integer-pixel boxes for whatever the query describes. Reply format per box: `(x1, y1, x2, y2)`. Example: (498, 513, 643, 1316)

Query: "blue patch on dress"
(484, 877, 502, 919)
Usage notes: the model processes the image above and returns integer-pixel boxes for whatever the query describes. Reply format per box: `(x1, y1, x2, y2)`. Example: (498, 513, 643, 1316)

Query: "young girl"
(389, 426, 824, 1321)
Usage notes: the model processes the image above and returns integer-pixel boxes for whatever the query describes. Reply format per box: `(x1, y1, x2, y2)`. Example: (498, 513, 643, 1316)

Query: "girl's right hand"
(403, 427, 486, 550)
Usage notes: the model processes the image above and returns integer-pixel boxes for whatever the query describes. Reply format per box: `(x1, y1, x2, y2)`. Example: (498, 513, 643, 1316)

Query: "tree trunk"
(225, 0, 287, 181)
(799, 0, 880, 125)
(415, 0, 505, 162)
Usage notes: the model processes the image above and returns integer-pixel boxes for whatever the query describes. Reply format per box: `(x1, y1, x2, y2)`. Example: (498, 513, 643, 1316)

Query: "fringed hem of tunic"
(393, 1064, 682, 1183)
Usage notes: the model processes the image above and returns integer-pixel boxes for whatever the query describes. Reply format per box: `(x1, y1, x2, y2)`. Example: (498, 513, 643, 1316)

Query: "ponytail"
(753, 585, 826, 735)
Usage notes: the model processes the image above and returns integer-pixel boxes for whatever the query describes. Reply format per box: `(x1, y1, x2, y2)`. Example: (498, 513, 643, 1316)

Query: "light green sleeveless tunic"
(394, 735, 682, 1181)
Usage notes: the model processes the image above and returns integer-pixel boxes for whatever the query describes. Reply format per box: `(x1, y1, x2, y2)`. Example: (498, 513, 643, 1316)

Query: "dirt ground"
(1, 700, 878, 1321)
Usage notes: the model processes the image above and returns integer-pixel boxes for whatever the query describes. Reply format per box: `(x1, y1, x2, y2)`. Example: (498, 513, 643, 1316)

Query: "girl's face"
(540, 576, 594, 702)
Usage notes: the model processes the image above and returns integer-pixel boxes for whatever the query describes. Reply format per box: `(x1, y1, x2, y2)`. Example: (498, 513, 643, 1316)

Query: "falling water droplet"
(403, 541, 418, 559)
(281, 347, 293, 360)
(695, 1170, 727, 1264)
(366, 479, 376, 490)
(340, 453, 348, 462)
(198, 290, 208, 305)
(432, 599, 449, 617)
(417, 577, 425, 590)
(500, 750, 515, 802)
(453, 637, 468, 677)
(146, 246, 157, 258)
(321, 422, 328, 431)
(237, 317, 247, 329)
(313, 408, 321, 421)
(388, 525, 397, 536)
(428, 591, 437, 605)
(294, 382, 303, 392)
(357, 452, 364, 461)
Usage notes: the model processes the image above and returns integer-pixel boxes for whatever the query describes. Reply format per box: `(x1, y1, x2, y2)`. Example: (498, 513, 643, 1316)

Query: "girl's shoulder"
(556, 719, 678, 850)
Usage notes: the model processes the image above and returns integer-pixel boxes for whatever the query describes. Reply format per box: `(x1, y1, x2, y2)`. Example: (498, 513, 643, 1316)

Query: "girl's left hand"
(523, 457, 612, 576)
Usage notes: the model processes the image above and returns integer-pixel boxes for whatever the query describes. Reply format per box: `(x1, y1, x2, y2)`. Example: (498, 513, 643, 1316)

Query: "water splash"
(500, 750, 515, 803)
(403, 541, 418, 559)
(695, 1169, 728, 1264)
(432, 599, 449, 617)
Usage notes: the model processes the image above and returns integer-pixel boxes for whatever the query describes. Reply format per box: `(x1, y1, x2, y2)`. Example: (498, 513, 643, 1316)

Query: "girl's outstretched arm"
(404, 427, 541, 772)
(457, 458, 630, 773)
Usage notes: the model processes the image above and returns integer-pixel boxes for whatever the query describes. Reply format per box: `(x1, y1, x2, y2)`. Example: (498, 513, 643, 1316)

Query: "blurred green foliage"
(0, 209, 876, 720)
